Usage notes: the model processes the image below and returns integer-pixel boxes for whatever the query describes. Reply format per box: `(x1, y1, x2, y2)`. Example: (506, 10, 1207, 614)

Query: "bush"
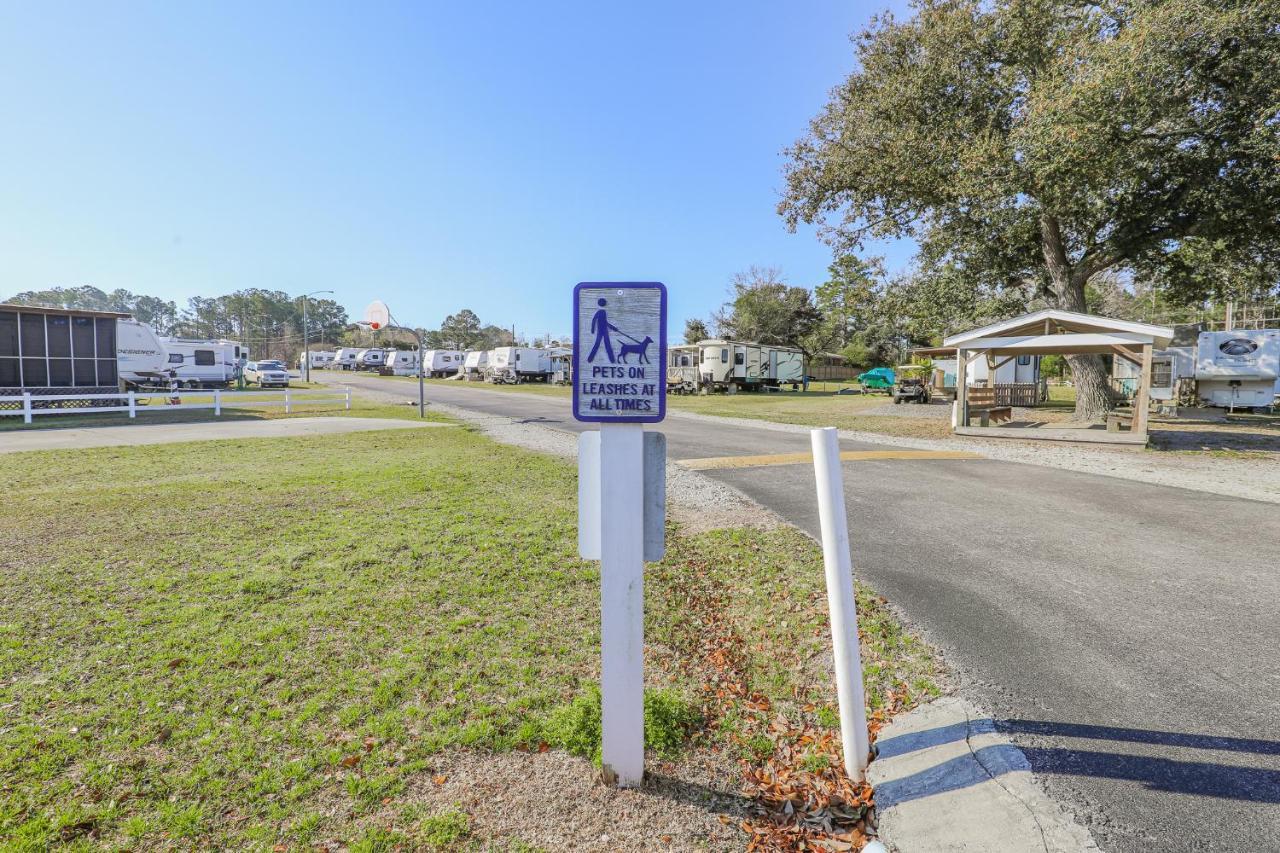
(643, 689, 702, 758)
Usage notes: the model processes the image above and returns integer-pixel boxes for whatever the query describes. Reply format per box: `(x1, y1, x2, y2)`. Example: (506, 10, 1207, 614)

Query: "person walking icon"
(588, 297, 620, 363)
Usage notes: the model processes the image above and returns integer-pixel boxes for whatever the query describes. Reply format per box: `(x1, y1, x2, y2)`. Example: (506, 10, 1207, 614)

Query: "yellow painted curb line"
(676, 449, 983, 471)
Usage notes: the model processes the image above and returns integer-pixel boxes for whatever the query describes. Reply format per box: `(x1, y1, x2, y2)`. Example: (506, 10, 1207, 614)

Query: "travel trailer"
(1195, 329, 1279, 411)
(488, 347, 552, 383)
(463, 349, 490, 380)
(549, 347, 572, 384)
(333, 348, 361, 370)
(355, 348, 386, 371)
(302, 350, 335, 370)
(421, 350, 463, 378)
(694, 340, 807, 392)
(157, 337, 247, 389)
(667, 345, 701, 393)
(115, 317, 169, 387)
(383, 350, 419, 376)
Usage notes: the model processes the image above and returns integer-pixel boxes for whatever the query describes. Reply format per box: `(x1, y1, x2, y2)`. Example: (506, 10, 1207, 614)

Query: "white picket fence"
(0, 388, 352, 425)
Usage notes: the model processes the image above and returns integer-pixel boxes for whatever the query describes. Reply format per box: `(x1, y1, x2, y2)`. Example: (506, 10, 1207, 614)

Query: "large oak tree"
(780, 0, 1280, 418)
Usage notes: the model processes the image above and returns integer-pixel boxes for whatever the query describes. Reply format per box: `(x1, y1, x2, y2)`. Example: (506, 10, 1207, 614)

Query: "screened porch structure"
(943, 309, 1174, 444)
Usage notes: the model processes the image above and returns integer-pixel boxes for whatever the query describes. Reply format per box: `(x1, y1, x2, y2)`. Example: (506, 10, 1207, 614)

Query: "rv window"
(168, 353, 184, 364)
(734, 352, 744, 366)
(1017, 355, 1031, 366)
(194, 350, 216, 366)
(721, 348, 728, 363)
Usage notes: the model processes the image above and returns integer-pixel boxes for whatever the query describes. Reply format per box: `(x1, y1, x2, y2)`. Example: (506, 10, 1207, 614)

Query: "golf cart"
(892, 364, 932, 404)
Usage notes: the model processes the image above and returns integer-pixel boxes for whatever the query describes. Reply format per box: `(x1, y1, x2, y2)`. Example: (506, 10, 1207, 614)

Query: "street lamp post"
(300, 290, 335, 384)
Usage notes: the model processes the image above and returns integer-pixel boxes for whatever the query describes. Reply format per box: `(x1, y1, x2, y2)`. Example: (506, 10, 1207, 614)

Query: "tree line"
(2, 286, 522, 362)
(700, 0, 1280, 419)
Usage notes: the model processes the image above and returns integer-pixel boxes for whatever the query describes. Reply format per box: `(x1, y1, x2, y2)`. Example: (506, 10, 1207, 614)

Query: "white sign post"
(574, 281, 667, 787)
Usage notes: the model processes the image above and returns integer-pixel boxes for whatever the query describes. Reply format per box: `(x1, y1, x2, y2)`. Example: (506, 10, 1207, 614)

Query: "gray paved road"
(329, 373, 1280, 852)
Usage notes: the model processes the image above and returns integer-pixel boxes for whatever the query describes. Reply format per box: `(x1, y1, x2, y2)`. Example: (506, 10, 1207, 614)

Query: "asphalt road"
(330, 373, 1280, 852)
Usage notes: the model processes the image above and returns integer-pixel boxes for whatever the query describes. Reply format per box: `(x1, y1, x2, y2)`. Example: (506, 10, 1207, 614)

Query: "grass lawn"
(0, 421, 939, 849)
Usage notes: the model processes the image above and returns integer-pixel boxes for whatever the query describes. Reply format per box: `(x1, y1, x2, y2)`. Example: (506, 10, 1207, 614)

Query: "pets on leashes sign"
(574, 281, 667, 789)
(573, 282, 667, 423)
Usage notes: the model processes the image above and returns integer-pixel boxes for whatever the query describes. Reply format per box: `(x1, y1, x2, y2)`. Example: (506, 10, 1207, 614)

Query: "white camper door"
(746, 347, 762, 381)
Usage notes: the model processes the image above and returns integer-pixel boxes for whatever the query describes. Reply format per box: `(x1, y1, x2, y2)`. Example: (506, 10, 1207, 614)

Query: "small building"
(942, 309, 1173, 444)
(0, 303, 128, 395)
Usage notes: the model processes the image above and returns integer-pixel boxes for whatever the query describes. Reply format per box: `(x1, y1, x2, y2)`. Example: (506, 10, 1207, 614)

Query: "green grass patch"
(0, 427, 595, 847)
(0, 417, 941, 847)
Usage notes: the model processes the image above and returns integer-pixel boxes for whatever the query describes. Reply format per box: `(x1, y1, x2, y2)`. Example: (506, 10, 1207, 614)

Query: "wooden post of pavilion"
(955, 347, 967, 426)
(1131, 343, 1153, 435)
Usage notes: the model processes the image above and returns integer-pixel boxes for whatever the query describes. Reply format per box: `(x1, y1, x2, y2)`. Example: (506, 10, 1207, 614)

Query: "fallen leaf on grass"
(340, 754, 361, 768)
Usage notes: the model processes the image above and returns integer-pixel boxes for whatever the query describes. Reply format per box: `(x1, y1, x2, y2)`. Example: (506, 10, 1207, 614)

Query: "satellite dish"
(364, 300, 390, 331)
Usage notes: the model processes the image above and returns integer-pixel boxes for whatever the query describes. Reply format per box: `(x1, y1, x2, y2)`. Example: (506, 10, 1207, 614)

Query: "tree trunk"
(1064, 354, 1112, 421)
(1039, 214, 1114, 421)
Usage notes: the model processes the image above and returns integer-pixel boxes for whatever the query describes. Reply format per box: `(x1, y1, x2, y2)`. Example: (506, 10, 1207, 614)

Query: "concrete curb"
(868, 696, 1100, 852)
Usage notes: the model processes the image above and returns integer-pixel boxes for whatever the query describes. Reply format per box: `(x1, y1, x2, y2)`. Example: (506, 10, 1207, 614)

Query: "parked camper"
(332, 348, 360, 370)
(549, 347, 572, 384)
(487, 347, 552, 383)
(302, 350, 335, 370)
(157, 337, 246, 389)
(421, 350, 463, 378)
(1195, 329, 1279, 411)
(667, 345, 701, 393)
(355, 348, 387, 371)
(116, 318, 169, 388)
(463, 349, 490, 380)
(381, 350, 419, 376)
(695, 339, 807, 393)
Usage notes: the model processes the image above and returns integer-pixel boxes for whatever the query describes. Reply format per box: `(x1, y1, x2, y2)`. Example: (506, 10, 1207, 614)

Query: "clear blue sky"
(0, 0, 913, 339)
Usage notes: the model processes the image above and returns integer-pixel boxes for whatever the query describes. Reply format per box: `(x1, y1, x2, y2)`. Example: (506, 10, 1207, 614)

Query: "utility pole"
(300, 290, 334, 384)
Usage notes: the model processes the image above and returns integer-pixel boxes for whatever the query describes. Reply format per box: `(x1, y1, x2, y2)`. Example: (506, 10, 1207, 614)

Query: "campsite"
(3, 1, 1280, 851)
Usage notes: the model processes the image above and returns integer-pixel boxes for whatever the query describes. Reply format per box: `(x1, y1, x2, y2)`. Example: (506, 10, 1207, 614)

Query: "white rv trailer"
(355, 348, 387, 371)
(333, 348, 361, 370)
(302, 350, 335, 370)
(116, 318, 170, 387)
(463, 349, 490, 380)
(421, 350, 463, 378)
(382, 349, 419, 376)
(695, 339, 807, 392)
(157, 337, 247, 389)
(1194, 329, 1279, 411)
(487, 347, 552, 383)
(1113, 346, 1196, 402)
(666, 345, 701, 393)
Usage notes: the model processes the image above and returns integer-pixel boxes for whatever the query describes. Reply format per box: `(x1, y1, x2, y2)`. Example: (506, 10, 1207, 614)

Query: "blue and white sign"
(572, 282, 667, 423)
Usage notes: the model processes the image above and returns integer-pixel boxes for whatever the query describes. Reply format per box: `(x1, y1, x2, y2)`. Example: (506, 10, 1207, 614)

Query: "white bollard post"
(284, 388, 292, 414)
(128, 390, 136, 419)
(345, 388, 351, 410)
(22, 392, 32, 425)
(598, 422, 646, 786)
(810, 427, 871, 781)
(214, 389, 221, 417)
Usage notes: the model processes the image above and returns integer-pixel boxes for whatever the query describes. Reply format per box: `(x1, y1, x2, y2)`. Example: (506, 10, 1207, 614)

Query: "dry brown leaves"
(658, 559, 890, 853)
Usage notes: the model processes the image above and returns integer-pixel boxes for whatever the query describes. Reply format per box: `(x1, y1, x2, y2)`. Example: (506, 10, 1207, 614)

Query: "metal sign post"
(574, 281, 667, 787)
